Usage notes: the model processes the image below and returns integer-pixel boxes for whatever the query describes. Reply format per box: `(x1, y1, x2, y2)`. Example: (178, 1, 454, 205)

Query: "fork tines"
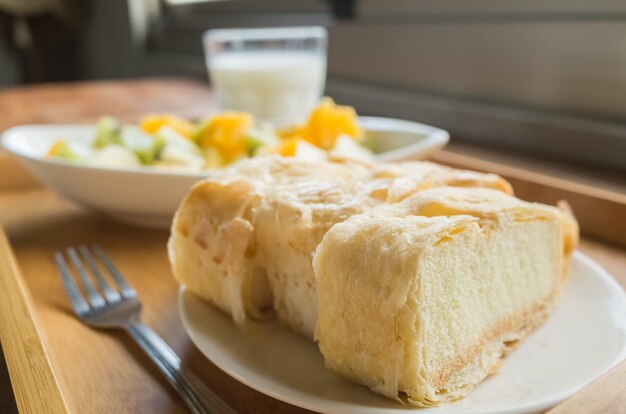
(55, 245, 136, 315)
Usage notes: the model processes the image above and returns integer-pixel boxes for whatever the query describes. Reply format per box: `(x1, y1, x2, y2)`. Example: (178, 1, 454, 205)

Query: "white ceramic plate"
(0, 117, 448, 228)
(179, 252, 626, 414)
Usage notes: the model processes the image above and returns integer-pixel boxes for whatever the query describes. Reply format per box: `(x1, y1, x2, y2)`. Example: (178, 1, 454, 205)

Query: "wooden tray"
(3, 164, 626, 414)
(1, 79, 625, 414)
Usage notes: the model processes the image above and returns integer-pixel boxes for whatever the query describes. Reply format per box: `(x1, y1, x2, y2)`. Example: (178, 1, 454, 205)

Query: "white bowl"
(1, 117, 448, 228)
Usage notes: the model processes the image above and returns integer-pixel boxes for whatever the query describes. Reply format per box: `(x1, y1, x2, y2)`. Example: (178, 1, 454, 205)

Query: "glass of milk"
(203, 26, 327, 127)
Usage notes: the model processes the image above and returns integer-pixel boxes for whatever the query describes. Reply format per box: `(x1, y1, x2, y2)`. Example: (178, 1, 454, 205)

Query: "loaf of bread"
(168, 155, 577, 405)
(168, 156, 512, 337)
(313, 186, 577, 406)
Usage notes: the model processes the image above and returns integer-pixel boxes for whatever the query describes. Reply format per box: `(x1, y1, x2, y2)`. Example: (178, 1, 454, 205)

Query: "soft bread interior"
(313, 187, 573, 406)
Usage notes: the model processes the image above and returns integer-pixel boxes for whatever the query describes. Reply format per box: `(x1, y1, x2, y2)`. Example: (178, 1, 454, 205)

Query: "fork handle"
(125, 322, 230, 414)
(130, 322, 233, 409)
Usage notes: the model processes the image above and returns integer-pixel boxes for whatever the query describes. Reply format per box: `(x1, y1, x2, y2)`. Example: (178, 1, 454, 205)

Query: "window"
(137, 0, 626, 171)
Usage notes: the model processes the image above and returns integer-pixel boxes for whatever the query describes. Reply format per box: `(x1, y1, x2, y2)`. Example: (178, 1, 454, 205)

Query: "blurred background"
(1, 0, 625, 175)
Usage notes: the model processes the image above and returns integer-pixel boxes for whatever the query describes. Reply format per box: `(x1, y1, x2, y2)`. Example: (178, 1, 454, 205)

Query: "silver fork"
(54, 245, 235, 414)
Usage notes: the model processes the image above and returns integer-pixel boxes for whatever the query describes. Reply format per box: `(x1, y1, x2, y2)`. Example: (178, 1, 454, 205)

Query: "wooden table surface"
(0, 78, 625, 414)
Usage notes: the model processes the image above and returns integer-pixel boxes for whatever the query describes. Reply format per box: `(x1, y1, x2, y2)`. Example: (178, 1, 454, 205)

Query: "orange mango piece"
(198, 112, 254, 160)
(301, 98, 363, 150)
(270, 137, 300, 157)
(140, 114, 194, 138)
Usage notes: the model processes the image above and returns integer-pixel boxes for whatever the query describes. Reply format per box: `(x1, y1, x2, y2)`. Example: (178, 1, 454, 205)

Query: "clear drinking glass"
(203, 26, 327, 127)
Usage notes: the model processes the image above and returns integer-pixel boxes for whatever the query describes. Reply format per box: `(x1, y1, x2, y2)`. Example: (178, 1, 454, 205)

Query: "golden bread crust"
(168, 156, 578, 406)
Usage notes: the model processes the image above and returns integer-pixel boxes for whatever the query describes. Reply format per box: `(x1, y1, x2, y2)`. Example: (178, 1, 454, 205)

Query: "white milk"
(208, 51, 326, 126)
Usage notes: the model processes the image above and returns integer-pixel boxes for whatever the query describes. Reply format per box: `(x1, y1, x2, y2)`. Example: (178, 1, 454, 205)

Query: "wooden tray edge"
(432, 151, 626, 248)
(0, 225, 68, 414)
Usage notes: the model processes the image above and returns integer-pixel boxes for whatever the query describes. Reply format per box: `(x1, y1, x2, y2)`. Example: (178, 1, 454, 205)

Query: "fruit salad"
(47, 98, 374, 171)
